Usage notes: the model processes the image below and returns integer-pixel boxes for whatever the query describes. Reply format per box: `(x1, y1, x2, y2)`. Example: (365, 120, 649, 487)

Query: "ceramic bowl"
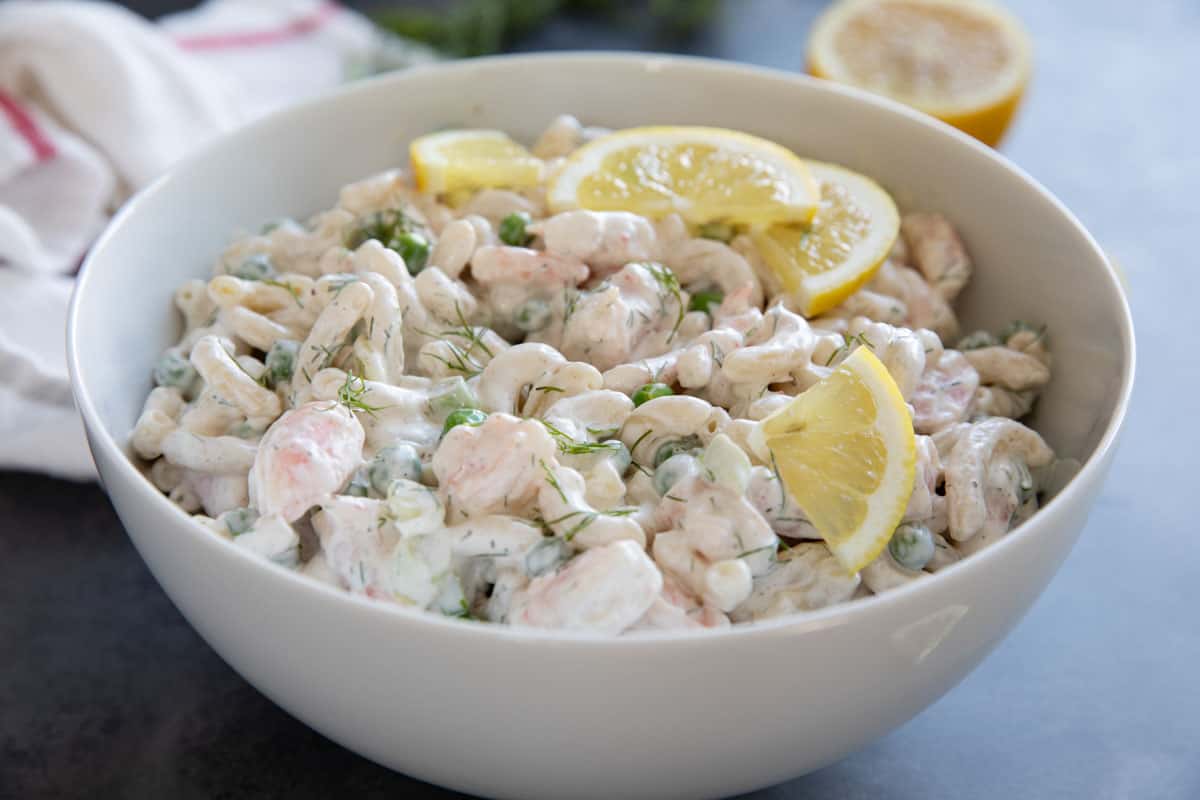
(68, 54, 1134, 800)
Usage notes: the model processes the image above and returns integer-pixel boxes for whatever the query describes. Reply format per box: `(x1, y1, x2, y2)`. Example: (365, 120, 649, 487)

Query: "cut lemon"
(751, 346, 915, 573)
(807, 0, 1032, 146)
(410, 129, 544, 194)
(546, 126, 820, 226)
(750, 160, 899, 317)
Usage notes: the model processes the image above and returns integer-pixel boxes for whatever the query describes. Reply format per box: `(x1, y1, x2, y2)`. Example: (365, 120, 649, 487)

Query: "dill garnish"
(336, 373, 389, 417)
(643, 262, 684, 342)
(539, 459, 568, 503)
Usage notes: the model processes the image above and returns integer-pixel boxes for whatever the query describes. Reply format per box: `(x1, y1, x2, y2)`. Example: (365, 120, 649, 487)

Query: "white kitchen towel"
(0, 0, 434, 480)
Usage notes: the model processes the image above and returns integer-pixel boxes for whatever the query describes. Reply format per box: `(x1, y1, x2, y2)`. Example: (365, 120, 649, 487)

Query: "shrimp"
(904, 435, 942, 523)
(471, 245, 589, 323)
(869, 259, 960, 340)
(630, 572, 730, 631)
(311, 495, 394, 593)
(533, 210, 657, 276)
(730, 543, 860, 622)
(651, 473, 777, 611)
(555, 262, 687, 371)
(900, 212, 972, 301)
(944, 417, 1054, 544)
(962, 346, 1051, 392)
(251, 401, 365, 522)
(910, 349, 980, 434)
(432, 413, 559, 521)
(537, 461, 645, 551)
(508, 540, 663, 634)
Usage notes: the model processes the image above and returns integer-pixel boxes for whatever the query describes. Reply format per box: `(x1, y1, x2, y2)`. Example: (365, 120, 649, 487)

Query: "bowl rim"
(67, 51, 1137, 646)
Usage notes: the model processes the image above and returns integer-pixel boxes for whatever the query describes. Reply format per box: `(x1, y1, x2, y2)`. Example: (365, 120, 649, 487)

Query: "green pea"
(264, 339, 300, 386)
(229, 420, 264, 440)
(442, 407, 487, 436)
(957, 330, 998, 351)
(688, 288, 724, 315)
(525, 537, 571, 578)
(428, 377, 478, 422)
(888, 523, 935, 571)
(697, 221, 735, 242)
(605, 440, 632, 475)
(654, 453, 699, 496)
(632, 382, 673, 407)
(392, 231, 430, 275)
(499, 212, 533, 247)
(653, 434, 703, 468)
(513, 297, 551, 333)
(153, 350, 197, 390)
(221, 507, 259, 536)
(229, 253, 275, 281)
(345, 471, 371, 497)
(368, 444, 423, 493)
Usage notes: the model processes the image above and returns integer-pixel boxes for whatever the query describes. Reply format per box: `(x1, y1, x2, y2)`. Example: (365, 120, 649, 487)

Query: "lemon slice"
(807, 0, 1032, 146)
(750, 160, 899, 318)
(546, 126, 820, 226)
(410, 129, 544, 194)
(752, 346, 915, 573)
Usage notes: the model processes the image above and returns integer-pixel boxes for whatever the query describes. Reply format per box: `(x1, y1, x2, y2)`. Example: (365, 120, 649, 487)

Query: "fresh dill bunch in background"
(371, 0, 722, 57)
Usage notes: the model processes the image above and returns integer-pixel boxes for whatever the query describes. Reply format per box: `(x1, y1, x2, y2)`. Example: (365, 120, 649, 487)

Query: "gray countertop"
(3, 1, 1197, 797)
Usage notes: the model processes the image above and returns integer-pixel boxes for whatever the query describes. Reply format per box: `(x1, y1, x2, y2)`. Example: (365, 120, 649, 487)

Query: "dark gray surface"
(3, 1, 1197, 798)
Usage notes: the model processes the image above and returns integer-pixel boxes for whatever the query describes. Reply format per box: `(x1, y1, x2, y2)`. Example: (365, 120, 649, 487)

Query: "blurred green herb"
(372, 0, 720, 57)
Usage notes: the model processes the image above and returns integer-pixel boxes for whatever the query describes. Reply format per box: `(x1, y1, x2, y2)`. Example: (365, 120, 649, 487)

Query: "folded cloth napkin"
(0, 0, 435, 480)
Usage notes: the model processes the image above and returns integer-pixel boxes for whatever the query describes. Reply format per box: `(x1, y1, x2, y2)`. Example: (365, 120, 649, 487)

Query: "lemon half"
(807, 0, 1032, 146)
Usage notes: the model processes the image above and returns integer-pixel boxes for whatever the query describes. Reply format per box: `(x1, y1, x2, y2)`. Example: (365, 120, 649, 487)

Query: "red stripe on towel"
(174, 1, 341, 51)
(0, 90, 56, 162)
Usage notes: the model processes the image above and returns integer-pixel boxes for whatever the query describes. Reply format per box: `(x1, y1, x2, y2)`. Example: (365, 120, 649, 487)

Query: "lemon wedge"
(807, 0, 1032, 146)
(751, 160, 899, 318)
(410, 129, 544, 194)
(546, 126, 820, 226)
(752, 346, 915, 573)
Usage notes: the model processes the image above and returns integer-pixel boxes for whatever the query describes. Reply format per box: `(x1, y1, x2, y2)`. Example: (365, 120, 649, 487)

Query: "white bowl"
(68, 54, 1134, 800)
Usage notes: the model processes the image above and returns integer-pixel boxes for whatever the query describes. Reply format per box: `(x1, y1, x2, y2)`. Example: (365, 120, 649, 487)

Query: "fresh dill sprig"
(534, 385, 565, 394)
(586, 426, 620, 440)
(710, 340, 725, 368)
(539, 459, 568, 504)
(313, 341, 349, 369)
(737, 543, 777, 560)
(417, 303, 493, 378)
(643, 262, 685, 342)
(422, 340, 485, 378)
(545, 507, 638, 541)
(538, 419, 623, 456)
(336, 373, 389, 417)
(824, 331, 875, 366)
(327, 274, 359, 300)
(770, 450, 788, 514)
(263, 278, 304, 308)
(627, 428, 654, 475)
(562, 286, 581, 328)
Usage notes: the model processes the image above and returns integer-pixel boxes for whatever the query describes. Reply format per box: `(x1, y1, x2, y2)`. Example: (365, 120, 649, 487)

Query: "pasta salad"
(131, 117, 1056, 634)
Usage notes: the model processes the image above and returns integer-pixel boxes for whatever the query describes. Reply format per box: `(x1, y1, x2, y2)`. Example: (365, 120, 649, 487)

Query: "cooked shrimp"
(251, 401, 365, 522)
(508, 540, 663, 634)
